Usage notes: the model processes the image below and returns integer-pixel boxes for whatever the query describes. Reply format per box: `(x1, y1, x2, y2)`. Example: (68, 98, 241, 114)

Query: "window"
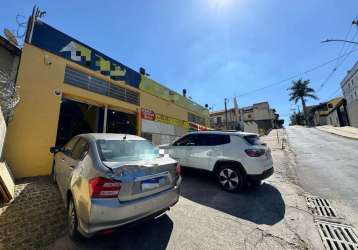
(217, 117, 222, 124)
(188, 112, 205, 125)
(71, 138, 89, 160)
(96, 139, 159, 162)
(196, 134, 230, 146)
(63, 137, 79, 156)
(244, 135, 264, 146)
(173, 134, 197, 146)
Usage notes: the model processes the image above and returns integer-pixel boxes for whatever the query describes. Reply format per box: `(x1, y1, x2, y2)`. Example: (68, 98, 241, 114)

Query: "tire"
(216, 165, 245, 192)
(68, 197, 82, 241)
(51, 160, 57, 184)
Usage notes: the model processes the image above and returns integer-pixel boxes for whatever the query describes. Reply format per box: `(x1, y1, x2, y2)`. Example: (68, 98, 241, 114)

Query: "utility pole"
(224, 98, 228, 130)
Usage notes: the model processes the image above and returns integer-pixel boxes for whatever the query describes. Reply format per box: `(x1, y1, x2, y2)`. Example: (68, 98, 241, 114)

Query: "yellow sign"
(154, 113, 189, 130)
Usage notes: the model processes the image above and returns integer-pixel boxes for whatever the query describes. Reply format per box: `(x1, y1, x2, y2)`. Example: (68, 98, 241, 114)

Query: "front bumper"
(78, 183, 181, 237)
(247, 167, 274, 181)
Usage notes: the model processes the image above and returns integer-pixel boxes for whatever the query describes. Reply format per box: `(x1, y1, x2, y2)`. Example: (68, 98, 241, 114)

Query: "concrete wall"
(326, 111, 340, 127)
(0, 46, 19, 81)
(341, 62, 358, 127)
(347, 99, 358, 127)
(0, 107, 5, 160)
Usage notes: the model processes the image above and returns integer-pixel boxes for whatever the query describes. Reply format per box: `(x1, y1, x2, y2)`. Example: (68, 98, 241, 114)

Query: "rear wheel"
(68, 197, 82, 241)
(216, 165, 244, 192)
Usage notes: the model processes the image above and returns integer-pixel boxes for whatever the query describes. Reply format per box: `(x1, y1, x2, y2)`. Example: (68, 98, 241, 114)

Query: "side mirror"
(50, 146, 61, 154)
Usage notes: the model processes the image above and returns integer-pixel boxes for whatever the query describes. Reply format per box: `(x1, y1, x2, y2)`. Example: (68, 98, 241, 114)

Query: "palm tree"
(289, 79, 318, 125)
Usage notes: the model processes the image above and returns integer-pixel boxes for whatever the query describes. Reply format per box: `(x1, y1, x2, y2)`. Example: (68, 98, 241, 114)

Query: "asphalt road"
(286, 126, 358, 211)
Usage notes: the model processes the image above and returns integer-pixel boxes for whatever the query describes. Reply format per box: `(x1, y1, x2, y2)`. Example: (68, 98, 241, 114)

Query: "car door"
(55, 137, 79, 196)
(187, 134, 229, 171)
(62, 138, 89, 190)
(168, 134, 197, 167)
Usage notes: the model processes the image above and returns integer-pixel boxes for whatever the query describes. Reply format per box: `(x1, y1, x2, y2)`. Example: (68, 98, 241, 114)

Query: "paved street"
(0, 130, 324, 250)
(42, 130, 321, 250)
(287, 126, 358, 226)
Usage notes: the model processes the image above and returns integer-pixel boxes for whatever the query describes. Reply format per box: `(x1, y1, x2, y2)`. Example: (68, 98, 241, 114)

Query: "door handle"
(69, 165, 75, 169)
(61, 158, 65, 162)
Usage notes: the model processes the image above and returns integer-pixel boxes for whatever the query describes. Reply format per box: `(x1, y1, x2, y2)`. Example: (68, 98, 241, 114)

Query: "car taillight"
(175, 163, 181, 176)
(245, 149, 265, 157)
(89, 177, 121, 198)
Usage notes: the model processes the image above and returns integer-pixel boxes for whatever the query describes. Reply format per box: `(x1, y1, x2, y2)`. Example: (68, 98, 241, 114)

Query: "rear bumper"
(247, 167, 274, 181)
(78, 183, 181, 237)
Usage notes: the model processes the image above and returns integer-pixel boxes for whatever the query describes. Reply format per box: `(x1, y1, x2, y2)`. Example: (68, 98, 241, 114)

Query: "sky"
(2, 0, 358, 124)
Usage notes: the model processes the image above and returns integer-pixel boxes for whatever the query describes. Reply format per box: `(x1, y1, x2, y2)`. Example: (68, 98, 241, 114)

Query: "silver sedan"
(50, 133, 181, 240)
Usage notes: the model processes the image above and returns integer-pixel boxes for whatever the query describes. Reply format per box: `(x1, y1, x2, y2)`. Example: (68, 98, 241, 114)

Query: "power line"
(317, 19, 358, 93)
(235, 47, 358, 98)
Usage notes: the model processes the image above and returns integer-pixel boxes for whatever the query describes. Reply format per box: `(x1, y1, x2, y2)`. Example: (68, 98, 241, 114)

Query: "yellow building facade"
(5, 19, 209, 178)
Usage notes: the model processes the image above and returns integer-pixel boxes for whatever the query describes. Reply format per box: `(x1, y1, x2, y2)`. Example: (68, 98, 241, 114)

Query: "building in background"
(210, 108, 240, 131)
(341, 61, 358, 127)
(210, 101, 281, 135)
(307, 97, 350, 127)
(5, 14, 209, 178)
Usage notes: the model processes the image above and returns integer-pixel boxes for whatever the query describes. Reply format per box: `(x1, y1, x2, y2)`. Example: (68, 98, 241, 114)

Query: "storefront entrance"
(56, 98, 137, 146)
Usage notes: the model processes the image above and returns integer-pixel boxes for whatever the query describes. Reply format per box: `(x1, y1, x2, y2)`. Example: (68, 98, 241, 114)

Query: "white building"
(341, 61, 358, 127)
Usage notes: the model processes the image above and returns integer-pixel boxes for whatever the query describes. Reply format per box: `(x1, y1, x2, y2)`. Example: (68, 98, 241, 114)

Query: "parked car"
(159, 131, 273, 192)
(50, 133, 181, 240)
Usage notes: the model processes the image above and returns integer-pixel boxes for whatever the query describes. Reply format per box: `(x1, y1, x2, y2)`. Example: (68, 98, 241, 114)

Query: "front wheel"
(216, 166, 245, 192)
(68, 197, 82, 241)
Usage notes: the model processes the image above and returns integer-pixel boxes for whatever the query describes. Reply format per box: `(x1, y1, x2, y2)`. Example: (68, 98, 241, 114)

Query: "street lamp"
(321, 39, 358, 45)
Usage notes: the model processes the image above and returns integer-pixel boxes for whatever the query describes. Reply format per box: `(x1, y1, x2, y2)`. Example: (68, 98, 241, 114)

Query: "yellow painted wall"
(5, 44, 63, 177)
(5, 43, 208, 177)
(5, 44, 139, 177)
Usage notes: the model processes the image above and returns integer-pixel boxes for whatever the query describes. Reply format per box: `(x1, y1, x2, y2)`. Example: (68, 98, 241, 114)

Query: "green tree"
(289, 112, 305, 125)
(288, 79, 318, 125)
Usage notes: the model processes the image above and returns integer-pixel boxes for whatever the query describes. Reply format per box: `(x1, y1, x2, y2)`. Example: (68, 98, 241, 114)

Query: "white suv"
(160, 131, 273, 191)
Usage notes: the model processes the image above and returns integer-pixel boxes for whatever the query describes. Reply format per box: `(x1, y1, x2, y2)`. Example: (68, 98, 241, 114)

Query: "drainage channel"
(316, 221, 358, 250)
(305, 194, 358, 250)
(306, 196, 339, 219)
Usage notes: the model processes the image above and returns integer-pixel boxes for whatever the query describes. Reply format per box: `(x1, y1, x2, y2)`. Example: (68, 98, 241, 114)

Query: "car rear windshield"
(96, 139, 159, 162)
(244, 135, 264, 146)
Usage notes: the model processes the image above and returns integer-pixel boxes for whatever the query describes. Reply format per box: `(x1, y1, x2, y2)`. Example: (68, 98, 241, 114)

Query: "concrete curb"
(316, 127, 358, 140)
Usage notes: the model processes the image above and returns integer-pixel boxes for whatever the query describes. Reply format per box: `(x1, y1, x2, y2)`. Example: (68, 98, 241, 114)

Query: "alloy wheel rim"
(219, 168, 239, 190)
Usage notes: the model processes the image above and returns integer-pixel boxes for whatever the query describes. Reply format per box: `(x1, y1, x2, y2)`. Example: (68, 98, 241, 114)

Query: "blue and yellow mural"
(30, 21, 141, 88)
(30, 20, 209, 117)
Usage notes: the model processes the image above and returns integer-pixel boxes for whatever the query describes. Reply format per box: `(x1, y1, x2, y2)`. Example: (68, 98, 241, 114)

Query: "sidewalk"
(316, 125, 358, 140)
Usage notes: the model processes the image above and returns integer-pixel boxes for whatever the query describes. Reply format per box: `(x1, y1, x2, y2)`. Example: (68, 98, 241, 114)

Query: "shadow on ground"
(49, 213, 173, 250)
(180, 167, 285, 225)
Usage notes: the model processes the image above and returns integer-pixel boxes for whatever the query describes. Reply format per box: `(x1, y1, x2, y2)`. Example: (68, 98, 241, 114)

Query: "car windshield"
(244, 135, 264, 146)
(96, 139, 159, 162)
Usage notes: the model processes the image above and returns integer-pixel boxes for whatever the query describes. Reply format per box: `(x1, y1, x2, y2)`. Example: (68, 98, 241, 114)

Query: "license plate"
(141, 177, 165, 191)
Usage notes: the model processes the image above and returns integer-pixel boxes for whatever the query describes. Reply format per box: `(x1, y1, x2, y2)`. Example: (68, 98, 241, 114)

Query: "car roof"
(80, 133, 146, 141)
(187, 131, 259, 137)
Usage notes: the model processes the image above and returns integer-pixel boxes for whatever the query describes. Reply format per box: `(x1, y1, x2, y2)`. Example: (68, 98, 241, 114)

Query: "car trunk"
(104, 157, 178, 202)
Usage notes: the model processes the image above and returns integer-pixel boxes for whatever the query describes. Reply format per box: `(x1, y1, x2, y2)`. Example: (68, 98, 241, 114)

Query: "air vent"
(64, 66, 139, 105)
